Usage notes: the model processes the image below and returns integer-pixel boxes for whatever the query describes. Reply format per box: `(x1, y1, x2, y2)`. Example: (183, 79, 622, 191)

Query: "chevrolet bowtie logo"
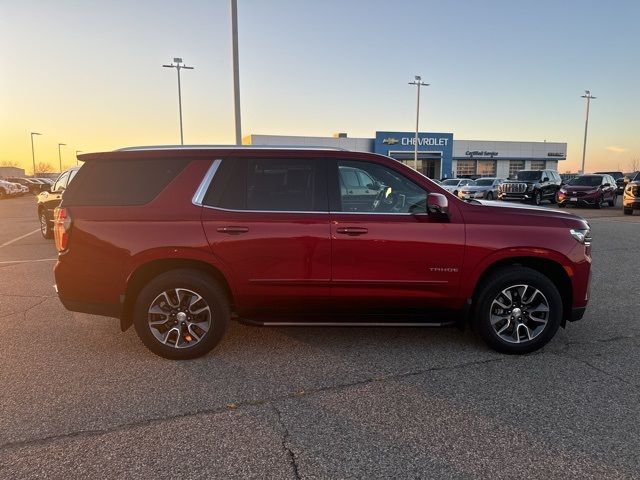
(382, 137, 399, 145)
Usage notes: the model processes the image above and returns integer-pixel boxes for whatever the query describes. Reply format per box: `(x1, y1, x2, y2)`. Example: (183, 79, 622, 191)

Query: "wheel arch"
(120, 258, 234, 332)
(469, 256, 573, 325)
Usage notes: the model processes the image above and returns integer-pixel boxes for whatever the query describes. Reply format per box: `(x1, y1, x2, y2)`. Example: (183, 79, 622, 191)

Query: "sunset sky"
(1, 0, 639, 174)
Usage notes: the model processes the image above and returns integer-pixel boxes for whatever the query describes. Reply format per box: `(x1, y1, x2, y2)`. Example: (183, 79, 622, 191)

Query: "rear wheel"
(473, 267, 562, 354)
(39, 210, 53, 239)
(133, 270, 230, 359)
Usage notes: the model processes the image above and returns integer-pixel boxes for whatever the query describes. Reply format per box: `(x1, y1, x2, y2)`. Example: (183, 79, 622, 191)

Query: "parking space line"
(0, 258, 57, 265)
(0, 229, 41, 248)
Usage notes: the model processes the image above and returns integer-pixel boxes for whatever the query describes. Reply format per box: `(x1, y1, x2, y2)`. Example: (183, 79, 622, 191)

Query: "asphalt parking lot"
(0, 195, 638, 479)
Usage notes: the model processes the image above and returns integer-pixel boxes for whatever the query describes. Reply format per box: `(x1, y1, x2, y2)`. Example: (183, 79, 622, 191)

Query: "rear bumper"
(623, 197, 640, 209)
(57, 289, 121, 319)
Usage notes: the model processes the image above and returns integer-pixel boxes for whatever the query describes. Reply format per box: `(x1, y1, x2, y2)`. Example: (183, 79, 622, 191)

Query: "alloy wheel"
(147, 288, 212, 349)
(489, 284, 549, 344)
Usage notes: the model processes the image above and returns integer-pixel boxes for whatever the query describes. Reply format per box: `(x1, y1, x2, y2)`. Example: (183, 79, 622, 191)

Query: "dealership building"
(245, 132, 567, 180)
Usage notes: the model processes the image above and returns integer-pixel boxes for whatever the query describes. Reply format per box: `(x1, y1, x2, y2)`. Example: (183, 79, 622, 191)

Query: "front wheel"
(485, 192, 493, 200)
(608, 196, 616, 207)
(532, 191, 542, 206)
(133, 270, 230, 359)
(594, 194, 603, 209)
(473, 267, 562, 354)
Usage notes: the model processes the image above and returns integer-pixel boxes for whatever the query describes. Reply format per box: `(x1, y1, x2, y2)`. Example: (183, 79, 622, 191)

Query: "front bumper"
(498, 193, 532, 201)
(557, 193, 599, 206)
(623, 197, 640, 209)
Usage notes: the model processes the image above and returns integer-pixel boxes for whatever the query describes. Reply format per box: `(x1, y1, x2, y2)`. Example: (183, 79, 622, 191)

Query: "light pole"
(30, 132, 42, 176)
(58, 143, 66, 172)
(408, 76, 429, 171)
(163, 57, 194, 145)
(580, 90, 596, 174)
(75, 150, 82, 166)
(231, 0, 242, 145)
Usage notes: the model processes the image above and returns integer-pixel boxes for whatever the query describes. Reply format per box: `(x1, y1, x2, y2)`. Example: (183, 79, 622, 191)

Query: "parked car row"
(449, 170, 627, 210)
(0, 179, 29, 198)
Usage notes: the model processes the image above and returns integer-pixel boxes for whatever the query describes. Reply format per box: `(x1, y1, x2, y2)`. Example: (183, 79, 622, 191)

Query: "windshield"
(475, 179, 494, 186)
(442, 179, 460, 186)
(514, 171, 541, 181)
(595, 171, 622, 179)
(568, 175, 602, 187)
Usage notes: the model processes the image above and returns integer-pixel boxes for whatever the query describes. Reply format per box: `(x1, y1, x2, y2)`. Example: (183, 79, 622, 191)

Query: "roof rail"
(116, 145, 348, 152)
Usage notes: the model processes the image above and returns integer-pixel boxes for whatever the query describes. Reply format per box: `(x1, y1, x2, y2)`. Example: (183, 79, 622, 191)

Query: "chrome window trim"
(192, 159, 222, 206)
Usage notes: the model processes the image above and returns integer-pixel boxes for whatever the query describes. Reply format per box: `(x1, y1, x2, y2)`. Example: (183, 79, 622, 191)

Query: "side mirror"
(602, 183, 611, 188)
(542, 177, 549, 182)
(426, 193, 449, 217)
(367, 182, 381, 190)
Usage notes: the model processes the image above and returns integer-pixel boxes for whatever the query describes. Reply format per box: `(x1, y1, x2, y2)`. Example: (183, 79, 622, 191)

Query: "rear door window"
(63, 158, 187, 206)
(204, 158, 328, 212)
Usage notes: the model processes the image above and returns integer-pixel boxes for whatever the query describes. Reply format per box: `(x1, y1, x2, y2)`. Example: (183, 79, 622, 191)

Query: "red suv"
(54, 147, 592, 359)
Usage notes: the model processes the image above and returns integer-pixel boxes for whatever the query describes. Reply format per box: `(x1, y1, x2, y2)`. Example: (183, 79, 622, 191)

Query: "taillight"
(53, 207, 72, 252)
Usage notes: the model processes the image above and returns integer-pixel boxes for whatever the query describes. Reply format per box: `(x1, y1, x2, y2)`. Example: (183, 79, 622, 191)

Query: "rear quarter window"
(62, 158, 187, 206)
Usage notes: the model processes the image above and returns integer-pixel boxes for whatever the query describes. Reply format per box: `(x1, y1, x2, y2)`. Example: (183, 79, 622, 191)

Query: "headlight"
(559, 188, 566, 194)
(570, 228, 591, 245)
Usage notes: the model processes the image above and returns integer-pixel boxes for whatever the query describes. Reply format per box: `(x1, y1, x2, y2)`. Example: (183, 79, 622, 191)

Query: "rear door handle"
(336, 227, 368, 236)
(217, 226, 249, 235)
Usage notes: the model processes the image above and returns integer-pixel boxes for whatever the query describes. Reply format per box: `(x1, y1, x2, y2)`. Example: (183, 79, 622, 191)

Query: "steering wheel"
(372, 186, 394, 212)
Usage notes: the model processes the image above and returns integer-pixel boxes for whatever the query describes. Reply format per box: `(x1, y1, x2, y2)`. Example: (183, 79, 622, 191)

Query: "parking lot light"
(75, 150, 82, 166)
(58, 143, 66, 172)
(30, 132, 42, 176)
(408, 76, 430, 171)
(580, 90, 596, 174)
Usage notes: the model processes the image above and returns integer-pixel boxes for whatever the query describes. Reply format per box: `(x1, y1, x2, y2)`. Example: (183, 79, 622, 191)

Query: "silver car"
(458, 177, 504, 201)
(440, 178, 474, 197)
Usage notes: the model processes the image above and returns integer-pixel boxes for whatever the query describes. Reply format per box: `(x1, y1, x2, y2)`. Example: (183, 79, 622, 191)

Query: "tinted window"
(568, 175, 602, 187)
(63, 158, 187, 206)
(335, 160, 428, 214)
(515, 171, 542, 181)
(204, 158, 327, 212)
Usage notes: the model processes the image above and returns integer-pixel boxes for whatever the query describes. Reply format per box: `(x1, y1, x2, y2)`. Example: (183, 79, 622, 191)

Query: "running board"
(239, 319, 456, 327)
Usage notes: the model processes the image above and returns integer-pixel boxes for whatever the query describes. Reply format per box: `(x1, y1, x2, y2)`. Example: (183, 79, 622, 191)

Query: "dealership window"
(530, 160, 546, 170)
(456, 160, 475, 177)
(509, 160, 525, 178)
(476, 160, 496, 177)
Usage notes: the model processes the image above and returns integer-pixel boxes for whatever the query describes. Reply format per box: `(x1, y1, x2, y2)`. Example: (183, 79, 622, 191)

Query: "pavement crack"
(0, 356, 506, 453)
(555, 352, 639, 389)
(271, 404, 301, 480)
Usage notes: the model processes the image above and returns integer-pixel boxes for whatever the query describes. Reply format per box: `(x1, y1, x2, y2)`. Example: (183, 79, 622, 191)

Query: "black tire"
(549, 193, 556, 204)
(39, 210, 53, 239)
(608, 196, 616, 207)
(532, 191, 541, 206)
(0, 189, 5, 200)
(558, 202, 566, 208)
(486, 192, 493, 200)
(473, 266, 562, 354)
(133, 269, 230, 359)
(624, 208, 633, 215)
(594, 194, 602, 209)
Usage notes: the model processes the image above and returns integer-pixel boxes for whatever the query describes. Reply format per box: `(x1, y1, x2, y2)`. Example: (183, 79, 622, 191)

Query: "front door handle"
(217, 226, 249, 235)
(336, 227, 368, 236)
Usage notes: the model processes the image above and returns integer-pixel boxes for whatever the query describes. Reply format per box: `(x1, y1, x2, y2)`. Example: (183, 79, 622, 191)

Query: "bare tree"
(34, 162, 54, 175)
(0, 160, 20, 168)
(629, 157, 640, 172)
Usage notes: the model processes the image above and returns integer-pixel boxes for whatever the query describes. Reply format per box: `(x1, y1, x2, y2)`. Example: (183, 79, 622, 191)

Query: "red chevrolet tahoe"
(54, 147, 591, 359)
